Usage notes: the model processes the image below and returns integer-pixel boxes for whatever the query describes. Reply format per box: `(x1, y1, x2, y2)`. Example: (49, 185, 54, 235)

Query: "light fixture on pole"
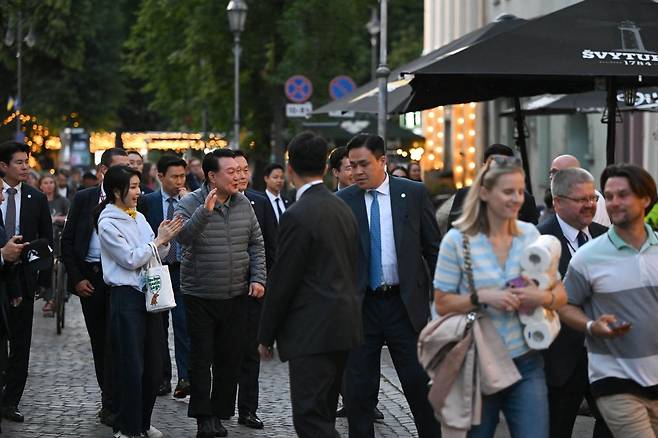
(227, 0, 247, 150)
(376, 0, 389, 148)
(365, 7, 380, 81)
(4, 11, 36, 142)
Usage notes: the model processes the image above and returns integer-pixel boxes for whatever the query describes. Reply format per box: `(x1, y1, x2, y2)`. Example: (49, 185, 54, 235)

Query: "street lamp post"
(376, 0, 389, 146)
(227, 0, 247, 150)
(4, 10, 36, 141)
(366, 8, 380, 81)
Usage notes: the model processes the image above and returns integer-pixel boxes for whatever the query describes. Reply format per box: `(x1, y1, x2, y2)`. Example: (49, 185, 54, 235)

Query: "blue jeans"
(468, 352, 549, 438)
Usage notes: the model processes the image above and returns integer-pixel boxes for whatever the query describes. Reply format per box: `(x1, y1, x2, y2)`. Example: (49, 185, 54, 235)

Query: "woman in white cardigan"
(95, 165, 182, 438)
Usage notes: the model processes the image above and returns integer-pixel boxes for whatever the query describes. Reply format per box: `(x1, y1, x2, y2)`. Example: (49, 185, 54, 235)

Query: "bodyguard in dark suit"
(61, 148, 129, 426)
(220, 150, 278, 429)
(538, 168, 612, 438)
(337, 134, 441, 438)
(258, 132, 361, 438)
(138, 154, 191, 399)
(0, 142, 53, 423)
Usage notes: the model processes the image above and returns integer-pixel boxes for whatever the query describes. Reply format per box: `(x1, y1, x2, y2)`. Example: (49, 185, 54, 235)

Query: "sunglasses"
(486, 155, 522, 169)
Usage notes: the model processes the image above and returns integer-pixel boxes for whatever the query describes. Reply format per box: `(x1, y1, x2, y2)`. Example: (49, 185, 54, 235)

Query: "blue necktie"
(577, 231, 588, 248)
(369, 190, 383, 290)
(163, 198, 179, 264)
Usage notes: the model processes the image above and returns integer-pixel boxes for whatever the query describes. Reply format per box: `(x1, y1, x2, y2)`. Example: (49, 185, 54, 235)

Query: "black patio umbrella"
(406, 0, 658, 169)
(313, 14, 528, 115)
(302, 118, 424, 147)
(500, 88, 658, 116)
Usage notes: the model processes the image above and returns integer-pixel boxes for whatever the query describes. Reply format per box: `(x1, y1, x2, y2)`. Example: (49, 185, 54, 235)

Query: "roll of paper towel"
(521, 271, 554, 290)
(520, 235, 561, 274)
(523, 317, 561, 350)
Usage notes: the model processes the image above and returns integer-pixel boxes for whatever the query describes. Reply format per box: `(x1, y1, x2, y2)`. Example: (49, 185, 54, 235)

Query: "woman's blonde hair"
(453, 156, 525, 236)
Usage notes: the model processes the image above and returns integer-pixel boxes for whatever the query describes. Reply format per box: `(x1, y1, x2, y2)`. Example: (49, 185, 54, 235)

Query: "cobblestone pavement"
(3, 298, 595, 437)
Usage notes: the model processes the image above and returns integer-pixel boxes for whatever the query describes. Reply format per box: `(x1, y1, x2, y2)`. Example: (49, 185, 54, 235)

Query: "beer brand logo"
(582, 21, 657, 66)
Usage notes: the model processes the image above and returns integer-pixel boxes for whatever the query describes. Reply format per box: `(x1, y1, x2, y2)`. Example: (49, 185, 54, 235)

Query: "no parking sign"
(329, 75, 357, 100)
(285, 75, 313, 103)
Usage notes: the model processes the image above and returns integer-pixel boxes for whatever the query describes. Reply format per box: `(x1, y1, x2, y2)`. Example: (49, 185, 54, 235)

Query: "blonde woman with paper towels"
(433, 155, 567, 438)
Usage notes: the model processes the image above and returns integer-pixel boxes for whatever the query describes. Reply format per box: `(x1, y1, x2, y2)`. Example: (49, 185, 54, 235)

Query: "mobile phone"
(506, 276, 528, 288)
(608, 320, 632, 331)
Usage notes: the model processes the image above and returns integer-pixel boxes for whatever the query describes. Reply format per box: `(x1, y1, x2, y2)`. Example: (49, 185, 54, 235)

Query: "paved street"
(4, 298, 595, 437)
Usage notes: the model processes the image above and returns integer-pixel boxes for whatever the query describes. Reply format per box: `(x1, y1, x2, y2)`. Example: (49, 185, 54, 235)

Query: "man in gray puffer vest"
(175, 148, 266, 438)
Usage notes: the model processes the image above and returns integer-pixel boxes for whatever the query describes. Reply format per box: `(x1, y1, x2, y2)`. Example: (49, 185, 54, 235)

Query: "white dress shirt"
(295, 180, 323, 201)
(57, 186, 68, 199)
(1, 182, 22, 236)
(265, 189, 286, 222)
(593, 189, 611, 227)
(556, 214, 592, 256)
(364, 174, 399, 286)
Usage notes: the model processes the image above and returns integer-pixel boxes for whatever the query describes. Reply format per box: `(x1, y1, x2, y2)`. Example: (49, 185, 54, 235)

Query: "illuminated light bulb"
(458, 118, 465, 124)
(428, 154, 435, 161)
(428, 111, 435, 118)
(468, 147, 476, 154)
(401, 151, 408, 157)
(438, 132, 444, 139)
(456, 182, 464, 189)
(438, 106, 444, 111)
(469, 102, 477, 108)
(455, 165, 464, 173)
(469, 114, 476, 120)
(457, 133, 464, 141)
(468, 162, 476, 170)
(465, 178, 473, 186)
(427, 140, 434, 147)
(427, 126, 434, 133)
(396, 148, 403, 155)
(469, 130, 476, 136)
(436, 147, 443, 153)
(438, 118, 444, 124)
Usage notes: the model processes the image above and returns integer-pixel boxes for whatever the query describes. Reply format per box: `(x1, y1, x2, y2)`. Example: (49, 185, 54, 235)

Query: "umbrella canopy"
(407, 0, 658, 110)
(406, 0, 658, 165)
(500, 88, 658, 116)
(301, 118, 424, 146)
(313, 14, 528, 115)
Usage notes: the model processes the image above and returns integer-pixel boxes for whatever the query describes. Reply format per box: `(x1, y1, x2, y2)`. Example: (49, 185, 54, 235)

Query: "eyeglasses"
(559, 194, 599, 205)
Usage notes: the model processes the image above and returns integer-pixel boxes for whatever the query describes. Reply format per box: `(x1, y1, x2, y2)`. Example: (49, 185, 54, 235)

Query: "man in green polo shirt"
(560, 163, 658, 438)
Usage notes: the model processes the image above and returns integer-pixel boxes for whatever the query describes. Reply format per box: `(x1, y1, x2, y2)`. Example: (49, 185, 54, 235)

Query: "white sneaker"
(144, 426, 164, 438)
(113, 432, 141, 438)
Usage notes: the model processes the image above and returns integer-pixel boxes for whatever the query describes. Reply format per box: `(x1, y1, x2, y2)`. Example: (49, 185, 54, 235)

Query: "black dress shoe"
(212, 417, 228, 437)
(238, 412, 264, 429)
(196, 417, 216, 438)
(1, 406, 24, 423)
(374, 406, 384, 421)
(98, 407, 114, 427)
(335, 406, 346, 417)
(156, 382, 171, 396)
(173, 379, 190, 398)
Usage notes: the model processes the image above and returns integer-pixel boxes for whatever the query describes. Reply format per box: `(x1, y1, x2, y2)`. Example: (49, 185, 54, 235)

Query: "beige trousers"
(597, 393, 658, 438)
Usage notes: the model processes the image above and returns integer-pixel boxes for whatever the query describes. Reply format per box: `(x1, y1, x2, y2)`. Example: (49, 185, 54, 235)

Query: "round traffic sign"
(329, 75, 357, 100)
(285, 75, 313, 103)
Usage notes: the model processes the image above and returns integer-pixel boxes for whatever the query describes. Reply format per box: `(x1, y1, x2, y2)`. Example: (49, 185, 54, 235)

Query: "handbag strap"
(462, 233, 477, 299)
(148, 242, 163, 266)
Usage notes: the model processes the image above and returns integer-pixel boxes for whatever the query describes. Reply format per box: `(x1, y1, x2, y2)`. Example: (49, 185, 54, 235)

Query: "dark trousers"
(78, 262, 113, 409)
(3, 294, 34, 409)
(224, 296, 262, 417)
(0, 329, 7, 425)
(160, 265, 190, 383)
(548, 349, 613, 438)
(111, 286, 163, 435)
(186, 294, 247, 419)
(290, 351, 348, 438)
(344, 293, 440, 438)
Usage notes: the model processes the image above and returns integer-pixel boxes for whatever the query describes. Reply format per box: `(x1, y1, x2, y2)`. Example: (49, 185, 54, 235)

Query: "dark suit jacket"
(138, 190, 165, 235)
(245, 188, 277, 271)
(61, 186, 101, 294)
(258, 184, 362, 361)
(448, 187, 539, 230)
(537, 214, 608, 387)
(0, 224, 16, 336)
(11, 184, 54, 296)
(337, 176, 441, 332)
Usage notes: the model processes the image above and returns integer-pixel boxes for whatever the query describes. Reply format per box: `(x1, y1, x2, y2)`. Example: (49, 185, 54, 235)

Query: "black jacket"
(337, 176, 441, 333)
(61, 186, 101, 294)
(245, 188, 278, 271)
(258, 184, 362, 361)
(537, 214, 608, 386)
